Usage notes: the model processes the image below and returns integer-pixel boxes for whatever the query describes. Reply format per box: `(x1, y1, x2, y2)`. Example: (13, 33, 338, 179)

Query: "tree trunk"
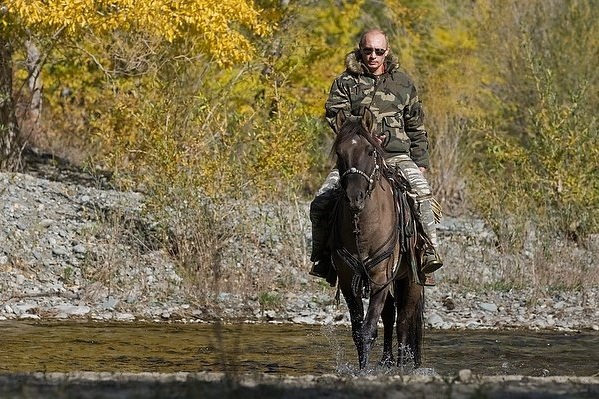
(23, 40, 43, 142)
(0, 33, 22, 171)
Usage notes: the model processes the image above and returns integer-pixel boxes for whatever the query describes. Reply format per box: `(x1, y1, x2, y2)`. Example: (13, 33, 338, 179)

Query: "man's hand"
(375, 134, 386, 145)
(419, 167, 427, 174)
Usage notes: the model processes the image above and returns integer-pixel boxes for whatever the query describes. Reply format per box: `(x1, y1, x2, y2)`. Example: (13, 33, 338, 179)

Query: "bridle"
(334, 146, 402, 296)
(339, 147, 381, 198)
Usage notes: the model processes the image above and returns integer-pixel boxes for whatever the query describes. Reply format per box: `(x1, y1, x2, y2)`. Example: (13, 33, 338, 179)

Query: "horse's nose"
(349, 202, 365, 212)
(347, 191, 366, 212)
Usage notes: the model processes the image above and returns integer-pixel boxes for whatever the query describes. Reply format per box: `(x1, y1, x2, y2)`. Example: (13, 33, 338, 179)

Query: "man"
(309, 28, 443, 285)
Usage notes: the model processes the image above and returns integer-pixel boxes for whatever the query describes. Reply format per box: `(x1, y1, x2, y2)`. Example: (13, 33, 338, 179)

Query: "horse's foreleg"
(380, 293, 395, 367)
(395, 280, 411, 370)
(342, 289, 365, 368)
(360, 286, 389, 369)
(396, 279, 425, 369)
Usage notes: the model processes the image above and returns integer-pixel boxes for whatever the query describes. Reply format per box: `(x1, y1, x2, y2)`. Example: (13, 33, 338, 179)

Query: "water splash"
(319, 326, 439, 377)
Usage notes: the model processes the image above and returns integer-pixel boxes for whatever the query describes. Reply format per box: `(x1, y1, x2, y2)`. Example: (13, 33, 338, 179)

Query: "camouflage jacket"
(325, 50, 430, 168)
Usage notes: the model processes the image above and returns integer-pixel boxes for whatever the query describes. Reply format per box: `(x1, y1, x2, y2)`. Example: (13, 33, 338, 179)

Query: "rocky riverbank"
(1, 169, 598, 332)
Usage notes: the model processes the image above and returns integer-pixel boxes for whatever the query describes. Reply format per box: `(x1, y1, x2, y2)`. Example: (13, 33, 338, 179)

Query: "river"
(1, 321, 597, 377)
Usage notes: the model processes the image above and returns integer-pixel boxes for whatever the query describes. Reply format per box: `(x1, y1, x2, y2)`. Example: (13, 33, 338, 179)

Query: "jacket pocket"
(382, 115, 409, 141)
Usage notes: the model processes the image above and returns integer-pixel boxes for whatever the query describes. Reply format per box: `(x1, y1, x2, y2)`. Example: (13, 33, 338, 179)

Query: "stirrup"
(421, 252, 443, 274)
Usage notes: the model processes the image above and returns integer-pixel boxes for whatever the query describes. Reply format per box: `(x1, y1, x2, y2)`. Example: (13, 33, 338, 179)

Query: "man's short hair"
(359, 29, 389, 49)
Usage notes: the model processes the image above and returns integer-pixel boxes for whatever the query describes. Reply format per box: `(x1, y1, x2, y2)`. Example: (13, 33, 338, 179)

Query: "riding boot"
(309, 231, 336, 287)
(309, 219, 336, 286)
(309, 185, 337, 286)
(309, 224, 331, 280)
(418, 198, 444, 274)
(309, 256, 331, 279)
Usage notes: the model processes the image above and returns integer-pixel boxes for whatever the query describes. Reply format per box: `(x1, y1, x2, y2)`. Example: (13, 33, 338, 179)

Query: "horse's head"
(332, 107, 384, 212)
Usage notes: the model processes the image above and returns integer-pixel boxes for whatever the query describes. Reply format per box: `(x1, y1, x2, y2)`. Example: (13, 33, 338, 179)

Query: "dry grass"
(141, 194, 314, 305)
(76, 188, 598, 309)
(438, 222, 598, 297)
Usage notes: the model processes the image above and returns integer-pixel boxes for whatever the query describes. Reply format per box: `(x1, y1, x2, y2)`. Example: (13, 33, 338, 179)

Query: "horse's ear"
(361, 107, 376, 134)
(334, 111, 347, 134)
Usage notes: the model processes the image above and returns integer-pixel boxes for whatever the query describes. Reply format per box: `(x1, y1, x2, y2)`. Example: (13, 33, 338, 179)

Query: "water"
(0, 321, 597, 377)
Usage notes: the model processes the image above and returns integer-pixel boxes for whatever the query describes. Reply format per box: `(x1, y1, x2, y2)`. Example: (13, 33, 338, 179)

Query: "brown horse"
(330, 107, 425, 370)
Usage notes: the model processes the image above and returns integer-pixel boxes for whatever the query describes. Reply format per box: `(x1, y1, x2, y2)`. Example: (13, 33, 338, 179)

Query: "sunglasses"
(361, 47, 387, 56)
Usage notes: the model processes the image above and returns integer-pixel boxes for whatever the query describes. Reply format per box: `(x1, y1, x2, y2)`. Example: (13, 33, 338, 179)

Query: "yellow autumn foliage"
(5, 0, 272, 66)
(3, 0, 597, 241)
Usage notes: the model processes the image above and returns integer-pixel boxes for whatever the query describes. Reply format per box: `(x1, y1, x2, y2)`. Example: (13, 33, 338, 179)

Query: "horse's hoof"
(379, 355, 395, 368)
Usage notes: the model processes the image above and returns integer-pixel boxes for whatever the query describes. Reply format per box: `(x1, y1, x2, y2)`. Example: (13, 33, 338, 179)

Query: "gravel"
(1, 372, 598, 399)
(1, 171, 598, 332)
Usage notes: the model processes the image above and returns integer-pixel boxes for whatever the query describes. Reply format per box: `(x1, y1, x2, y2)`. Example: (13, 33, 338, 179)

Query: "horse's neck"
(366, 177, 394, 211)
(338, 177, 396, 258)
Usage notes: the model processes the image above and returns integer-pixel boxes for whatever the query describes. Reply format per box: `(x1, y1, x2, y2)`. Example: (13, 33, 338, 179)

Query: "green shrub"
(467, 0, 598, 245)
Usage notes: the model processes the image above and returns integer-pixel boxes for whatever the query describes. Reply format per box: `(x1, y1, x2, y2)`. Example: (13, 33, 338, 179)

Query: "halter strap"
(339, 150, 380, 195)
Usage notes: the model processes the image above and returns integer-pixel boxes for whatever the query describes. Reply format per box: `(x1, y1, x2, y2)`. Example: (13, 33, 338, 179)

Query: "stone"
(426, 313, 444, 328)
(458, 368, 473, 382)
(478, 302, 498, 313)
(55, 305, 91, 316)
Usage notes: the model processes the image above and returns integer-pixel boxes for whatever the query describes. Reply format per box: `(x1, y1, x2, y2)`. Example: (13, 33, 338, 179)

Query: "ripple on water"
(0, 321, 597, 377)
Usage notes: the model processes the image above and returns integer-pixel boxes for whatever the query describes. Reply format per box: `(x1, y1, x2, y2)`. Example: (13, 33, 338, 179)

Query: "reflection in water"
(0, 321, 597, 377)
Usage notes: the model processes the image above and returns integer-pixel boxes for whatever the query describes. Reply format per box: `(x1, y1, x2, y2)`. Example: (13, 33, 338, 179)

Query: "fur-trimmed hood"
(344, 49, 400, 75)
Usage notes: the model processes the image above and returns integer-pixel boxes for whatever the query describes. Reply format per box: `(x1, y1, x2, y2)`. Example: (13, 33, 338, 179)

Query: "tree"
(0, 5, 19, 169)
(0, 0, 272, 171)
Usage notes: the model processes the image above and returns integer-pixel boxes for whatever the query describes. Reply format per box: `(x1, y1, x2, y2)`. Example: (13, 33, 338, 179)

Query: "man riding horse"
(310, 28, 443, 286)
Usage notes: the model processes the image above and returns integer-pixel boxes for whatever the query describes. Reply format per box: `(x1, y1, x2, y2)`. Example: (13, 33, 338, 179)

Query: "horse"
(329, 107, 425, 370)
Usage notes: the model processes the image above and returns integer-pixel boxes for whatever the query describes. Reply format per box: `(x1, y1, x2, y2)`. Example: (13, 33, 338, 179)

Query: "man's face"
(360, 33, 388, 75)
